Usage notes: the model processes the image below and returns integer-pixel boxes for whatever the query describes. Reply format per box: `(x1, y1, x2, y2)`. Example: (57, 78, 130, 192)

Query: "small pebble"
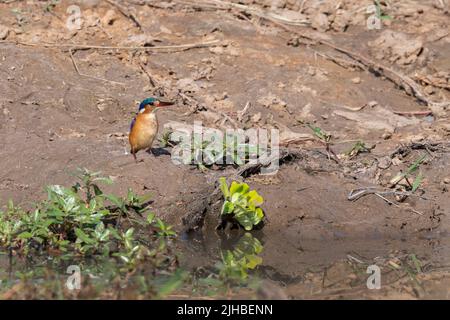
(425, 85, 435, 95)
(392, 157, 402, 166)
(307, 66, 316, 76)
(351, 77, 361, 84)
(101, 9, 117, 26)
(0, 25, 9, 40)
(367, 101, 378, 108)
(139, 55, 148, 65)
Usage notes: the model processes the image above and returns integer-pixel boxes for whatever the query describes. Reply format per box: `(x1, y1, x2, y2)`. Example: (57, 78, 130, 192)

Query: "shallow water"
(1, 229, 450, 299)
(179, 230, 450, 299)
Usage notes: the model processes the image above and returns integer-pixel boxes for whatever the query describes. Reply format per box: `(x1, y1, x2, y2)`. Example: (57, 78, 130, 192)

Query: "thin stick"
(373, 193, 425, 215)
(69, 49, 125, 85)
(393, 110, 433, 116)
(237, 101, 251, 122)
(178, 91, 201, 115)
(137, 61, 156, 87)
(374, 193, 400, 207)
(1, 39, 222, 52)
(314, 50, 364, 70)
(220, 111, 239, 128)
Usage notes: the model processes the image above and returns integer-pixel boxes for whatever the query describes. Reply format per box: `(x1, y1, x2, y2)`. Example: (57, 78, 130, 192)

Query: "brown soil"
(1, 0, 449, 299)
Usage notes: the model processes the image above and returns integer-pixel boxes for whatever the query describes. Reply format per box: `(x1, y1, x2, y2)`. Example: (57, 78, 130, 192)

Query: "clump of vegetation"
(0, 169, 176, 265)
(217, 178, 265, 231)
(163, 131, 266, 171)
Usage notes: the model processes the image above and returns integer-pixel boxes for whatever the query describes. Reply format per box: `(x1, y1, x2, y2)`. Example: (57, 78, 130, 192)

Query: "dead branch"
(137, 61, 156, 87)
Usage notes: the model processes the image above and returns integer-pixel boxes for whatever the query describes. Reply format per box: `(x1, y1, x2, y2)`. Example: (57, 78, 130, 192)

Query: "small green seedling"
(374, 0, 392, 21)
(307, 123, 331, 143)
(159, 130, 173, 148)
(390, 154, 426, 192)
(344, 141, 371, 159)
(219, 178, 264, 231)
(411, 172, 423, 193)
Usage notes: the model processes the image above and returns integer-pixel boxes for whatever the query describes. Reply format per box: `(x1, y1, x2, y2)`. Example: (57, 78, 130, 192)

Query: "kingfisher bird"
(129, 97, 173, 162)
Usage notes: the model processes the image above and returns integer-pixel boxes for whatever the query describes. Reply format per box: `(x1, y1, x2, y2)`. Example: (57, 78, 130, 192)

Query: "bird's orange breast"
(129, 112, 158, 153)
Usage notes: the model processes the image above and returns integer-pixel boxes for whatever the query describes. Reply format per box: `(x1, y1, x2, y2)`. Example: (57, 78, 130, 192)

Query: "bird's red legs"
(131, 148, 138, 163)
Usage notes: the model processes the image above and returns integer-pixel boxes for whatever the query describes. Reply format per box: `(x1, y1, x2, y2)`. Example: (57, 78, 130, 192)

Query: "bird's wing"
(130, 117, 136, 131)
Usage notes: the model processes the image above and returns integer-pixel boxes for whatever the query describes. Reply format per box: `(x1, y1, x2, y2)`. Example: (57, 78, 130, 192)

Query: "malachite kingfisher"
(129, 97, 174, 162)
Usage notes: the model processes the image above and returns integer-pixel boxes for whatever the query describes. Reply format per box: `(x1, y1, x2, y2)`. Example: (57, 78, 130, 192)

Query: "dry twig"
(69, 49, 124, 85)
(1, 39, 222, 52)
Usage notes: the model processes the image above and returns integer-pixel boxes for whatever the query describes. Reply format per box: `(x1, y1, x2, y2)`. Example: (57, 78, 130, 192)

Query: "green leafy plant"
(71, 168, 113, 202)
(0, 169, 164, 259)
(218, 177, 264, 231)
(154, 218, 176, 237)
(163, 131, 266, 170)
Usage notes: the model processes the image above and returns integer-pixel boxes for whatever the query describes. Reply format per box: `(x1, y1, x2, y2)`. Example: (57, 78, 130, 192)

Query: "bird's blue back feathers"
(130, 117, 136, 131)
